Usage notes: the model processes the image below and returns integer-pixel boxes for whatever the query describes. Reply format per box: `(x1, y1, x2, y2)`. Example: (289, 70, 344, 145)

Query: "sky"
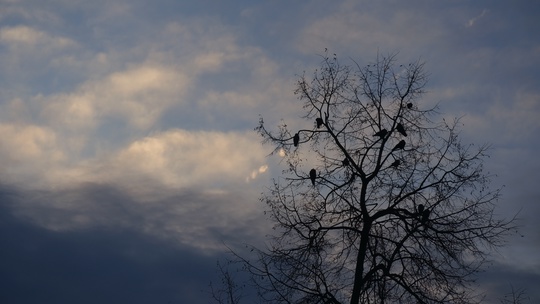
(0, 0, 539, 303)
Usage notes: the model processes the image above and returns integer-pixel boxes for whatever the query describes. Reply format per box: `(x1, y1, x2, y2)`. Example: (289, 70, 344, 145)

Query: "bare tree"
(500, 286, 529, 304)
(220, 52, 514, 304)
(210, 261, 244, 304)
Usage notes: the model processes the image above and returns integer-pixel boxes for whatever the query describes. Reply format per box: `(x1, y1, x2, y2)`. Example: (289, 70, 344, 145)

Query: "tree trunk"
(350, 221, 371, 304)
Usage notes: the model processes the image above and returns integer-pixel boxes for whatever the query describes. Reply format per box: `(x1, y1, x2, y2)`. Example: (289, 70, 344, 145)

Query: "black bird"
(421, 209, 431, 230)
(316, 118, 324, 128)
(396, 123, 407, 137)
(293, 133, 299, 147)
(342, 158, 350, 166)
(390, 159, 400, 168)
(407, 102, 413, 109)
(392, 140, 406, 151)
(374, 129, 388, 139)
(417, 204, 424, 215)
(309, 169, 316, 186)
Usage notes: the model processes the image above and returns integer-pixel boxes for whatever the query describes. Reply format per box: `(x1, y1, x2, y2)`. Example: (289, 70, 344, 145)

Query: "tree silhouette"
(499, 286, 530, 304)
(218, 52, 514, 304)
(209, 261, 245, 304)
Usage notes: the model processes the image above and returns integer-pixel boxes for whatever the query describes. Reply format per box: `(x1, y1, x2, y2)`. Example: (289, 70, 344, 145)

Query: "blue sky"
(0, 0, 539, 303)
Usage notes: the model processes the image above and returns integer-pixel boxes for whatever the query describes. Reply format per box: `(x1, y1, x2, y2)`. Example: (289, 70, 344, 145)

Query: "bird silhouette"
(392, 140, 406, 151)
(407, 102, 413, 109)
(374, 129, 388, 139)
(309, 169, 316, 185)
(293, 133, 299, 147)
(396, 123, 407, 137)
(342, 158, 350, 166)
(316, 118, 323, 128)
(390, 159, 400, 168)
(421, 209, 430, 230)
(417, 204, 424, 215)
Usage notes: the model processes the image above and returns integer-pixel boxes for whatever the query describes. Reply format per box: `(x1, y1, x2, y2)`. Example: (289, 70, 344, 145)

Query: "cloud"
(246, 164, 269, 182)
(39, 63, 191, 131)
(0, 25, 76, 49)
(466, 9, 488, 27)
(0, 198, 224, 304)
(454, 89, 540, 145)
(103, 129, 269, 191)
(0, 124, 269, 194)
(0, 74, 181, 183)
(0, 11, 283, 255)
(0, 123, 67, 185)
(8, 181, 268, 252)
(293, 1, 446, 59)
(0, 126, 271, 251)
(0, 25, 44, 44)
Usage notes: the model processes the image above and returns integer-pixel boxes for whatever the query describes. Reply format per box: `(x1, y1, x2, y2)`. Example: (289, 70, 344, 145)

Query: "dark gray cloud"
(0, 201, 218, 304)
(7, 181, 268, 252)
(0, 184, 262, 304)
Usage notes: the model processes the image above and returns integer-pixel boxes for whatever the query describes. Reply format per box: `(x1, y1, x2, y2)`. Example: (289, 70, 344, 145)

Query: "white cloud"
(0, 123, 66, 186)
(104, 129, 268, 192)
(0, 123, 62, 163)
(247, 164, 269, 182)
(0, 25, 43, 44)
(0, 25, 76, 49)
(40, 62, 191, 131)
(0, 123, 269, 193)
(0, 13, 287, 194)
(466, 9, 488, 28)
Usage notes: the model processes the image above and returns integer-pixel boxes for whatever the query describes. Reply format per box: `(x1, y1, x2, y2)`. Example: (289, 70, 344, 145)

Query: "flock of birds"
(290, 102, 431, 228)
(294, 117, 408, 185)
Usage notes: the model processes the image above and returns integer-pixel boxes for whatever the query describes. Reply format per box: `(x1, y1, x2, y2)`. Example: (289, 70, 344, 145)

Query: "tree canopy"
(220, 52, 514, 304)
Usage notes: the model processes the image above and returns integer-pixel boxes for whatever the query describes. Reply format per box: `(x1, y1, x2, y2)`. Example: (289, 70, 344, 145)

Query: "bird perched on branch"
(293, 133, 299, 147)
(316, 118, 323, 128)
(396, 123, 407, 137)
(407, 102, 413, 109)
(392, 140, 406, 151)
(309, 169, 316, 186)
(417, 204, 424, 215)
(390, 159, 400, 168)
(342, 158, 350, 167)
(421, 208, 431, 230)
(374, 129, 388, 139)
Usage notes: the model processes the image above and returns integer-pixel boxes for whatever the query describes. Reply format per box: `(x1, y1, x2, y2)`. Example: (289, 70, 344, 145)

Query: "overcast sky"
(0, 1, 538, 303)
